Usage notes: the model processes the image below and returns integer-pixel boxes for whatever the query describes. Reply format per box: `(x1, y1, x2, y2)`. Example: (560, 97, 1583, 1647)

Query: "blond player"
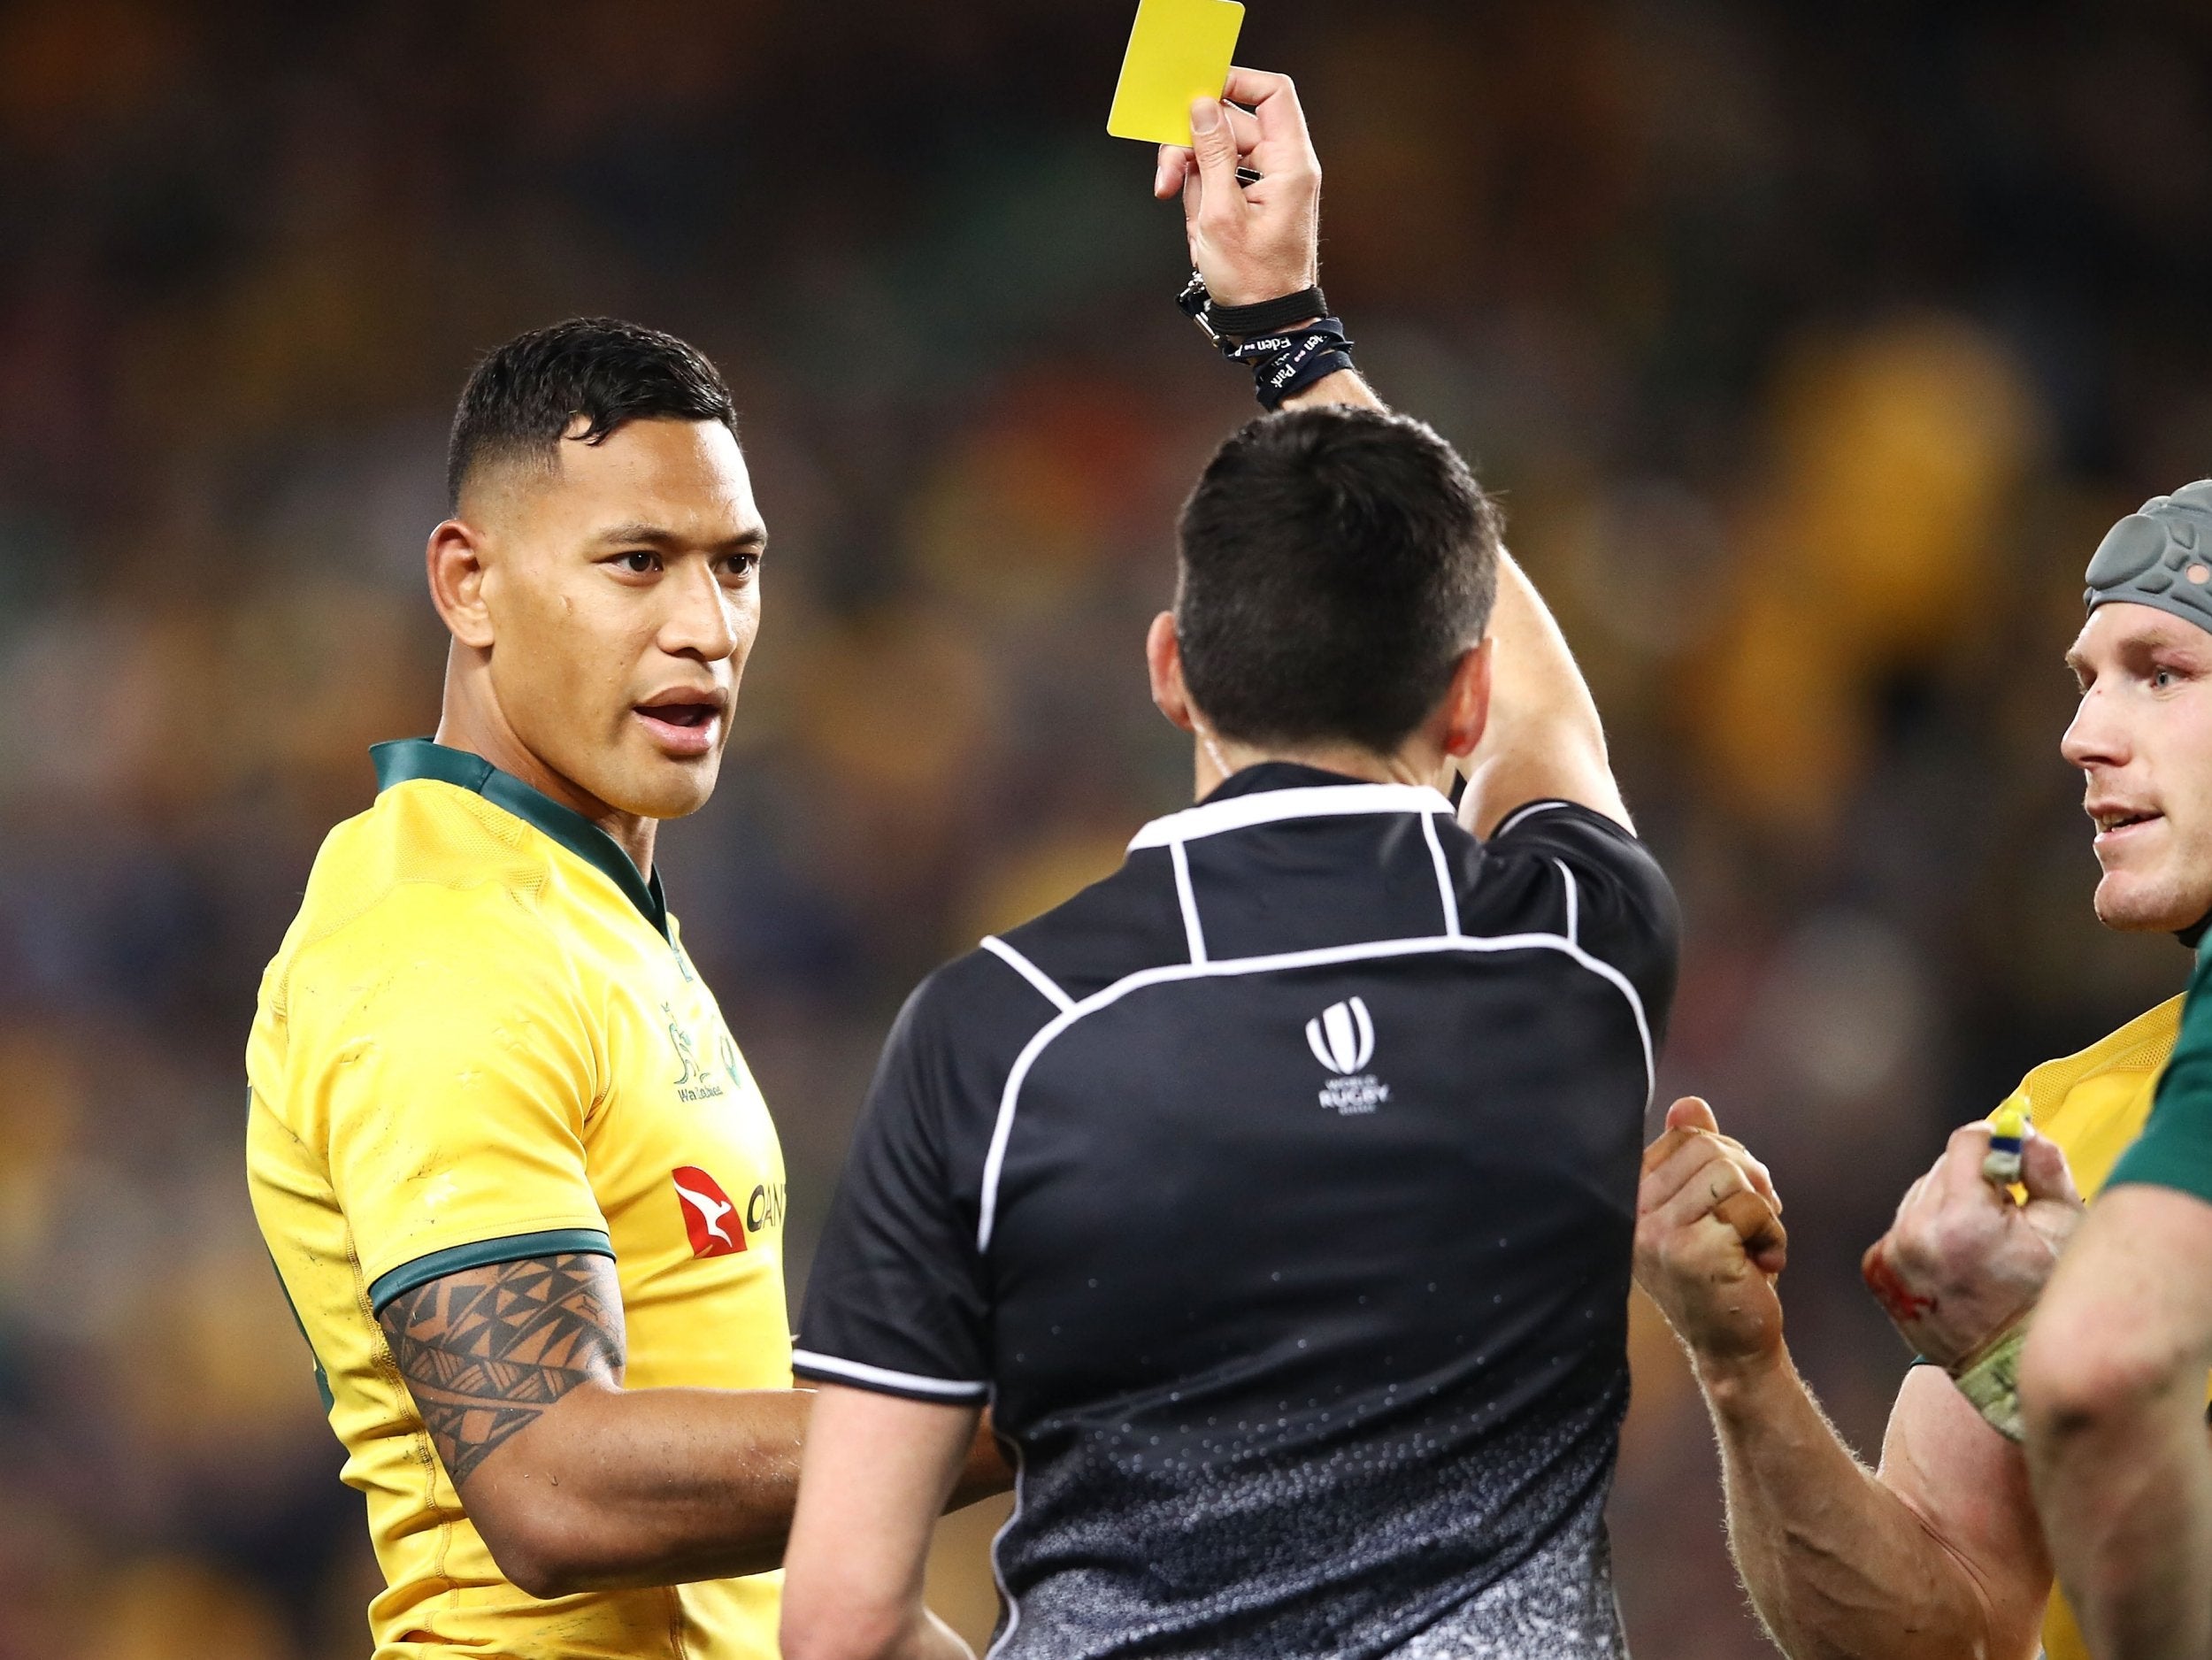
(1634, 484, 2212, 1660)
(2021, 489, 2212, 1660)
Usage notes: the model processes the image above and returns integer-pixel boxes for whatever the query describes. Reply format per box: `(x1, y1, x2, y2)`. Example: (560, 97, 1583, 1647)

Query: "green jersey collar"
(371, 738, 669, 940)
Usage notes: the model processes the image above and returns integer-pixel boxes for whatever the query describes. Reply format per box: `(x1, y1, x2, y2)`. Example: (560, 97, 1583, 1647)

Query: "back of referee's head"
(1171, 406, 1502, 756)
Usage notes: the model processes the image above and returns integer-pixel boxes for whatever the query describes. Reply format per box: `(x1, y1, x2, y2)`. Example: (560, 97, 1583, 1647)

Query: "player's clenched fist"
(1859, 1120, 2083, 1370)
(1153, 67, 1321, 306)
(1634, 1097, 1789, 1379)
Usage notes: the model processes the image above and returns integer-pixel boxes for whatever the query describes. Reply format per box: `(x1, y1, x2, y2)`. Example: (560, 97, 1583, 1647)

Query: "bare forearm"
(783, 1387, 983, 1660)
(2036, 1385, 2212, 1660)
(2024, 1191, 2212, 1660)
(478, 1391, 1010, 1596)
(1702, 1354, 2010, 1660)
(481, 1383, 811, 1591)
(1459, 553, 1626, 835)
(379, 1254, 986, 1595)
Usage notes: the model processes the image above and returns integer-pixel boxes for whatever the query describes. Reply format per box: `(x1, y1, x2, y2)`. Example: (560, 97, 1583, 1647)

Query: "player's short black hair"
(1175, 406, 1502, 755)
(445, 317, 738, 509)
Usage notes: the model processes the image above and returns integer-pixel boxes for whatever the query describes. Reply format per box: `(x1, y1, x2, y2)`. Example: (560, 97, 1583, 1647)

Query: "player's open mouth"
(634, 693, 726, 757)
(2091, 807, 2162, 846)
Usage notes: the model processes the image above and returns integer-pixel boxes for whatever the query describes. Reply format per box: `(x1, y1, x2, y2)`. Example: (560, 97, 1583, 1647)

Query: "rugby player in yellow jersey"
(248, 319, 1001, 1659)
(2021, 490, 2212, 1660)
(2026, 941, 2212, 1660)
(1632, 483, 2212, 1660)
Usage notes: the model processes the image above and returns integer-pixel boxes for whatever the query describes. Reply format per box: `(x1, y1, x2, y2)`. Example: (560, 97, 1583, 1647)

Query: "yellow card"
(1107, 0, 1247, 148)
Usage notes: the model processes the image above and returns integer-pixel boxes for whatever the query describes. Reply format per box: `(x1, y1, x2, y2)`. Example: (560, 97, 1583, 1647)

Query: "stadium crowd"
(1, 1, 2209, 1654)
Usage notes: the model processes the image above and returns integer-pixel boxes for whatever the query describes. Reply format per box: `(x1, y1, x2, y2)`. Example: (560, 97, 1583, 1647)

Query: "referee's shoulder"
(995, 855, 1187, 997)
(1465, 798, 1671, 901)
(1461, 797, 1680, 987)
(1473, 795, 1655, 859)
(904, 856, 1187, 1043)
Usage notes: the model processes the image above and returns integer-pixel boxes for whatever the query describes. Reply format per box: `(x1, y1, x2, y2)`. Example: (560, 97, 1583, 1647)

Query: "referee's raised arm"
(1161, 69, 1623, 840)
(1456, 553, 1632, 836)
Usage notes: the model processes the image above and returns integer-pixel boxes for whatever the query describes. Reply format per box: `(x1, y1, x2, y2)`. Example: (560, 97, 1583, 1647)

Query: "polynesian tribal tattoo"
(377, 1252, 624, 1485)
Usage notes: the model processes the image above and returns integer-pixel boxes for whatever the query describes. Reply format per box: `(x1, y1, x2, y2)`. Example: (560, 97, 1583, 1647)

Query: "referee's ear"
(1439, 642, 1494, 758)
(1147, 611, 1200, 734)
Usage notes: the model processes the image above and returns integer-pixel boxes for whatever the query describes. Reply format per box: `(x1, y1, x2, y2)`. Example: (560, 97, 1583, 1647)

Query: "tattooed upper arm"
(377, 1252, 625, 1487)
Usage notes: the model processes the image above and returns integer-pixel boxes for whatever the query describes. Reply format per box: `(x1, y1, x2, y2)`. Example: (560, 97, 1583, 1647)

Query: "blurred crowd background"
(2, 0, 2209, 1654)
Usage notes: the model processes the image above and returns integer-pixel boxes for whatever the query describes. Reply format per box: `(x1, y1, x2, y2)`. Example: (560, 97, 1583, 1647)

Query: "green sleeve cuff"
(367, 1228, 614, 1315)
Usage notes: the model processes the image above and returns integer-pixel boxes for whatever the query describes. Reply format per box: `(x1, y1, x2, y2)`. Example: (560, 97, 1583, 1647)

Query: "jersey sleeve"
(2107, 941, 2212, 1207)
(795, 976, 994, 1403)
(1485, 798, 1681, 1029)
(288, 883, 612, 1314)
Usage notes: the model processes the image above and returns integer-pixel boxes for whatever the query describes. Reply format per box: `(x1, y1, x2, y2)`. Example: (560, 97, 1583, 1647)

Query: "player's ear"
(1440, 640, 1493, 758)
(1148, 611, 1199, 734)
(427, 518, 496, 650)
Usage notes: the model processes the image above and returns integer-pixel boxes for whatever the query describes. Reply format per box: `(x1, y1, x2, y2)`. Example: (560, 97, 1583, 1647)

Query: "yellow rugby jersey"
(1989, 994, 2182, 1660)
(247, 739, 790, 1659)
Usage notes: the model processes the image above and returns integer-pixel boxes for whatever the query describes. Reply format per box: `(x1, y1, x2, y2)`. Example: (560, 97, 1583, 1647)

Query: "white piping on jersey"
(1493, 799, 1573, 839)
(791, 1349, 990, 1401)
(975, 930, 1655, 1252)
(1554, 859, 1579, 946)
(1126, 782, 1455, 851)
(984, 1440, 1029, 1660)
(982, 934, 1074, 1013)
(1169, 840, 1209, 964)
(1422, 808, 1463, 939)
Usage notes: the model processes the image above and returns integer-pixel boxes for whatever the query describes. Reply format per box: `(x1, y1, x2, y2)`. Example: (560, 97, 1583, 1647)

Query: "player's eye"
(721, 551, 761, 580)
(2154, 665, 2179, 689)
(619, 549, 659, 575)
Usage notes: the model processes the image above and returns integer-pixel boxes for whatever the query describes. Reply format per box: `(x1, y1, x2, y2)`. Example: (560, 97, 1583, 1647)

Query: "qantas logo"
(1306, 997, 1388, 1116)
(1306, 997, 1376, 1074)
(672, 1166, 746, 1257)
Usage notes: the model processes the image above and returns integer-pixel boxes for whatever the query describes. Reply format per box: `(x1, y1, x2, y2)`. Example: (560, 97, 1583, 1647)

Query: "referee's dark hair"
(1175, 406, 1502, 755)
(446, 317, 737, 510)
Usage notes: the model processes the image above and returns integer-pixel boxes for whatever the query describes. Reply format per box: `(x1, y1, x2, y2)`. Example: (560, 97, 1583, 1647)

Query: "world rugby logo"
(1307, 997, 1388, 1114)
(1306, 997, 1376, 1074)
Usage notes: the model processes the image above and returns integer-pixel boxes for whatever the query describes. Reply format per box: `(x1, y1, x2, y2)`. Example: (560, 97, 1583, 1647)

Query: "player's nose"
(659, 557, 742, 661)
(2061, 687, 2128, 771)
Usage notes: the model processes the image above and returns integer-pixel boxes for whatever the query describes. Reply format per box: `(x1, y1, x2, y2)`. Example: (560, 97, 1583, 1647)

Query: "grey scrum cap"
(2085, 480, 2212, 634)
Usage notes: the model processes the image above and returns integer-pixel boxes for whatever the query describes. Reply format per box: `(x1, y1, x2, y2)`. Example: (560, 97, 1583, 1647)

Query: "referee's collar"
(1128, 763, 1456, 851)
(371, 738, 670, 940)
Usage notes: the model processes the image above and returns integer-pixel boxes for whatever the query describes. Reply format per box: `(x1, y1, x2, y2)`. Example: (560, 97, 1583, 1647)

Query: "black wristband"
(1228, 318, 1356, 411)
(1207, 287, 1329, 339)
(1176, 273, 1330, 347)
(1179, 278, 1356, 408)
(1258, 341, 1356, 411)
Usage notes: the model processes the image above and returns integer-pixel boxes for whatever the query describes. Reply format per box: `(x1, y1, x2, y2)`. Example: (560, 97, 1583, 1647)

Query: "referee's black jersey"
(796, 764, 1678, 1660)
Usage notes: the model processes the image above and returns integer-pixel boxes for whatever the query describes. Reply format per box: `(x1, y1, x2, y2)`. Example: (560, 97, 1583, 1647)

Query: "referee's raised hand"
(1635, 1097, 1791, 1383)
(1153, 68, 1321, 306)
